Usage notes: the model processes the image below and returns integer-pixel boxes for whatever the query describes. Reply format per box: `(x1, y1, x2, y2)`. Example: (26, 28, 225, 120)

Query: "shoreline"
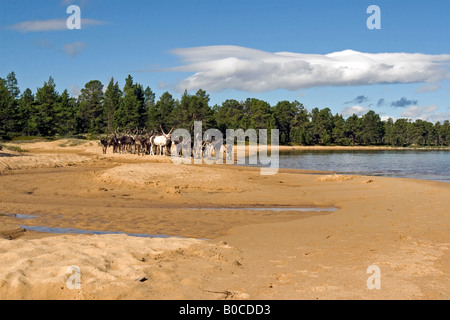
(277, 145, 450, 151)
(3, 139, 450, 151)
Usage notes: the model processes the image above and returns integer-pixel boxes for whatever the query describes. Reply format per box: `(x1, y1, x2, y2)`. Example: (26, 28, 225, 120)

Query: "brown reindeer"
(119, 131, 134, 154)
(100, 136, 108, 154)
(108, 135, 120, 153)
(133, 129, 147, 156)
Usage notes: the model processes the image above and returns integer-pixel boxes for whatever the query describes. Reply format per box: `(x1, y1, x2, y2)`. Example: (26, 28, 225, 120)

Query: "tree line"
(1, 71, 449, 147)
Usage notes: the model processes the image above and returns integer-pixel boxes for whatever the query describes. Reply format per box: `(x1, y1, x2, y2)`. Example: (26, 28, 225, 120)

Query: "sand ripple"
(0, 153, 89, 172)
(0, 234, 205, 299)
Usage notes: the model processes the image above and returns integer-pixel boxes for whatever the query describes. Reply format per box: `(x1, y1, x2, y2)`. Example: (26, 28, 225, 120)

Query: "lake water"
(11, 206, 338, 238)
(249, 150, 450, 182)
(19, 225, 178, 238)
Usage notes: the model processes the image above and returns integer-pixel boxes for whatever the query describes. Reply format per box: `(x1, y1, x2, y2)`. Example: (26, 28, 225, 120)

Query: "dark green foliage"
(17, 88, 36, 136)
(77, 80, 104, 134)
(171, 89, 215, 132)
(290, 103, 311, 145)
(103, 78, 122, 134)
(0, 71, 449, 146)
(344, 114, 362, 146)
(0, 77, 15, 138)
(360, 110, 384, 145)
(55, 89, 77, 136)
(310, 107, 333, 145)
(215, 99, 246, 133)
(34, 77, 59, 137)
(148, 91, 177, 132)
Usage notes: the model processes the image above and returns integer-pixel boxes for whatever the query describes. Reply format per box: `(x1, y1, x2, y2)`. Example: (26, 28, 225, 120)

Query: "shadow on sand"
(0, 151, 29, 158)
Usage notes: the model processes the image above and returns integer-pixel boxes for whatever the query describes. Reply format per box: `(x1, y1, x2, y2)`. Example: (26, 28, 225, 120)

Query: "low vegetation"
(1, 144, 28, 153)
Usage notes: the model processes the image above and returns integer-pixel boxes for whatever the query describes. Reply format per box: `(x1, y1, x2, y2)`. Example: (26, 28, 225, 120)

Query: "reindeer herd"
(99, 126, 233, 160)
(99, 126, 174, 156)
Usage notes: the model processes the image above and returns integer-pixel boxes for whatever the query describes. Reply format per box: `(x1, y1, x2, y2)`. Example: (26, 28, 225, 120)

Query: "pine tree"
(273, 100, 298, 144)
(104, 78, 122, 134)
(17, 88, 36, 136)
(344, 114, 362, 146)
(35, 77, 59, 137)
(332, 113, 347, 145)
(290, 103, 311, 145)
(360, 110, 384, 145)
(393, 119, 410, 146)
(0, 78, 14, 138)
(54, 89, 76, 136)
(245, 98, 273, 134)
(384, 118, 395, 146)
(0, 72, 21, 138)
(310, 107, 333, 145)
(6, 72, 20, 99)
(135, 83, 147, 129)
(150, 91, 176, 132)
(215, 99, 246, 133)
(78, 80, 104, 133)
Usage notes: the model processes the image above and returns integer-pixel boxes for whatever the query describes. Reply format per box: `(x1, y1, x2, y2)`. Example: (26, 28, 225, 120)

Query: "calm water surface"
(243, 150, 450, 182)
(278, 150, 450, 182)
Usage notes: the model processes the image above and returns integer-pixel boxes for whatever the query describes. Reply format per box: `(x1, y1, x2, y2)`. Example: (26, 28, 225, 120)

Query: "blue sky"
(1, 0, 449, 122)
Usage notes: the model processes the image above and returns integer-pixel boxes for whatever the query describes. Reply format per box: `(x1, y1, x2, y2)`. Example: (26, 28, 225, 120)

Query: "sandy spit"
(0, 140, 449, 300)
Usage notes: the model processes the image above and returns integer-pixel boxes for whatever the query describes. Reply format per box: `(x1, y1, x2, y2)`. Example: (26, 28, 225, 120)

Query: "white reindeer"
(151, 126, 173, 156)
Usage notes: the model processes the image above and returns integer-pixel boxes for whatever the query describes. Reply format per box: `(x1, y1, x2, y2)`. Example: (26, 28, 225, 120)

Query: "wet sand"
(0, 140, 449, 299)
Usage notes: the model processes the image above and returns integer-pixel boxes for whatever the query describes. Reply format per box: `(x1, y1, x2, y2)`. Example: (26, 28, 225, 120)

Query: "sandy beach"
(0, 139, 449, 300)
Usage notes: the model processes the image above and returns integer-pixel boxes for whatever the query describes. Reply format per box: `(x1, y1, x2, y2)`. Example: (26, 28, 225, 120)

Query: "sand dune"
(0, 152, 89, 172)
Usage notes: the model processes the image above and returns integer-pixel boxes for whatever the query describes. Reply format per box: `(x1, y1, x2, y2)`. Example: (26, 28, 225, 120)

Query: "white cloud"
(379, 106, 450, 123)
(424, 111, 450, 123)
(69, 84, 82, 97)
(63, 42, 87, 57)
(8, 18, 106, 32)
(380, 115, 397, 122)
(341, 105, 370, 117)
(401, 105, 437, 118)
(399, 105, 450, 123)
(378, 105, 450, 123)
(160, 45, 450, 92)
(158, 81, 167, 89)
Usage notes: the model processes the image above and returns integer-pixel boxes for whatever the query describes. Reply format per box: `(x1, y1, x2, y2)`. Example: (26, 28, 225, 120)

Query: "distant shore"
(234, 144, 450, 153)
(277, 145, 450, 151)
